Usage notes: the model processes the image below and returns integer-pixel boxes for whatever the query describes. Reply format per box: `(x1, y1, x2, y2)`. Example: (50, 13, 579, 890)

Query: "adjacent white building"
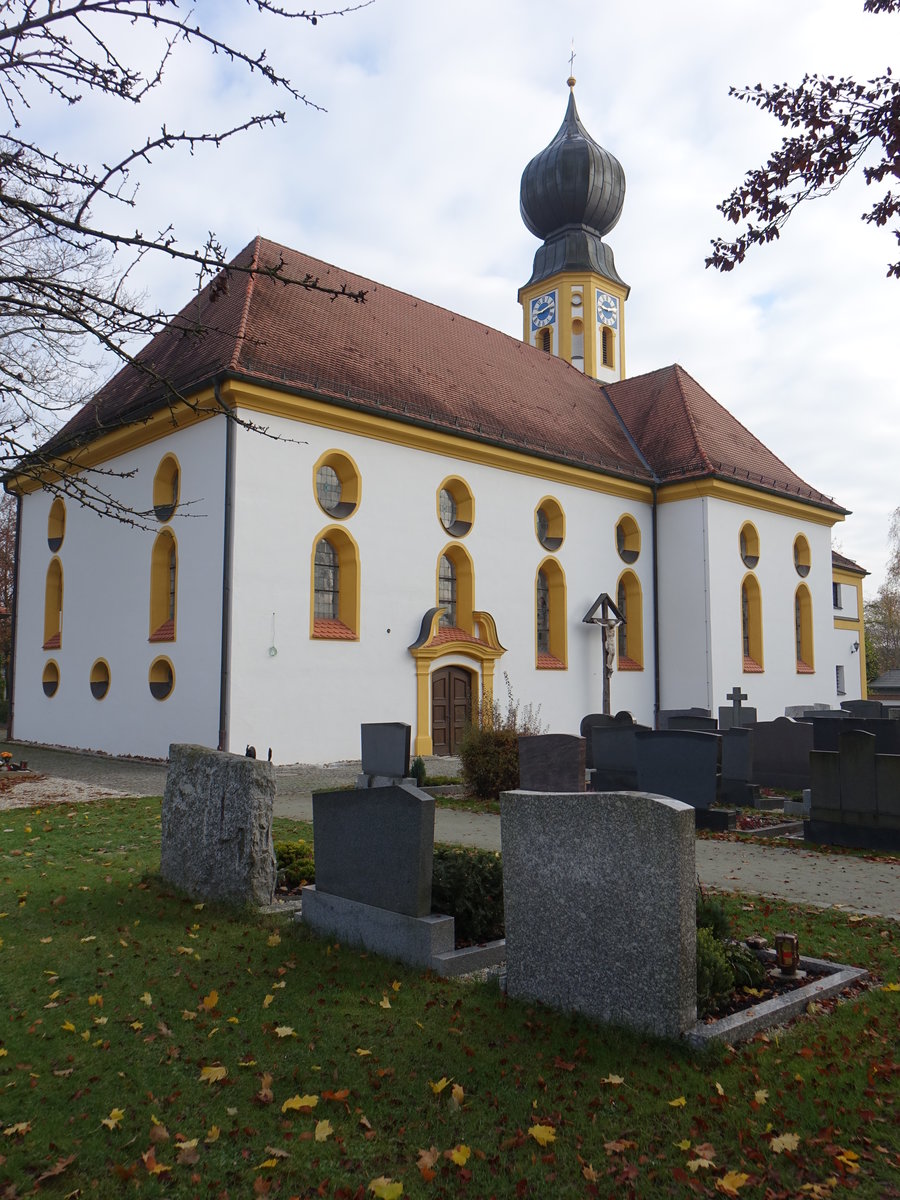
(6, 84, 867, 763)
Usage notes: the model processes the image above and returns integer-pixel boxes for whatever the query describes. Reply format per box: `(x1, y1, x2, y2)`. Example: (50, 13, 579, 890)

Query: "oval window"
(615, 515, 640, 563)
(47, 497, 66, 552)
(793, 534, 811, 578)
(314, 451, 360, 519)
(436, 477, 473, 537)
(535, 497, 564, 550)
(149, 657, 175, 701)
(153, 455, 180, 522)
(42, 660, 60, 698)
(90, 659, 110, 701)
(739, 523, 760, 569)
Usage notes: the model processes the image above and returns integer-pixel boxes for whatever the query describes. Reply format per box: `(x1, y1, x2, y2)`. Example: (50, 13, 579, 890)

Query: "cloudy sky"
(27, 0, 900, 594)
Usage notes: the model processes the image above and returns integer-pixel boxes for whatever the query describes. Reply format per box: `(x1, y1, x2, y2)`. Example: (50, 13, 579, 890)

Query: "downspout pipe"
(600, 386, 661, 728)
(7, 494, 22, 740)
(217, 387, 236, 751)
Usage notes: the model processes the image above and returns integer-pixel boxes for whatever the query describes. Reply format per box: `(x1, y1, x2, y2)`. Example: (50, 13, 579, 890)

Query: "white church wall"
(656, 497, 714, 713)
(702, 498, 839, 719)
(226, 408, 656, 762)
(12, 419, 227, 757)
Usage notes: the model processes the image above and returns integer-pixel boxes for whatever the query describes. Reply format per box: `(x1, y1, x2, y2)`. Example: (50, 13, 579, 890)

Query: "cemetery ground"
(2, 796, 899, 1199)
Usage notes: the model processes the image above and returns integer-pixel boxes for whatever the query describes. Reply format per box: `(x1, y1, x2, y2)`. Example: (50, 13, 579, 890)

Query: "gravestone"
(634, 730, 719, 810)
(160, 743, 276, 906)
(807, 729, 900, 850)
(785, 703, 831, 718)
(658, 708, 710, 730)
(813, 716, 900, 756)
(841, 699, 885, 719)
(589, 724, 648, 790)
(718, 706, 758, 731)
(748, 717, 813, 790)
(311, 785, 433, 916)
(720, 727, 755, 806)
(501, 790, 696, 1039)
(838, 730, 878, 816)
(518, 734, 586, 792)
(580, 713, 619, 768)
(359, 722, 411, 786)
(669, 715, 718, 732)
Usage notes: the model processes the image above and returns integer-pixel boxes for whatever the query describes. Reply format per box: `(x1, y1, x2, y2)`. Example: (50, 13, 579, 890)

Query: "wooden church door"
(431, 666, 472, 756)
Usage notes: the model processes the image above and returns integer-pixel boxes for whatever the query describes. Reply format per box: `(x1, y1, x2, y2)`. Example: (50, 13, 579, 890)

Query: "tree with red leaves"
(707, 0, 900, 279)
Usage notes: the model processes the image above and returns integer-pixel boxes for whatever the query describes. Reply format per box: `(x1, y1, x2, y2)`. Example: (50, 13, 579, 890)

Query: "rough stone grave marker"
(160, 744, 276, 906)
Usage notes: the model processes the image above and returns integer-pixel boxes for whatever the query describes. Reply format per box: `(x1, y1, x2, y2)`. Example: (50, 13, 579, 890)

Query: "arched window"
(311, 527, 359, 639)
(536, 557, 566, 668)
(795, 584, 814, 672)
(149, 529, 177, 642)
(43, 557, 63, 649)
(539, 328, 551, 353)
(153, 454, 180, 522)
(601, 326, 615, 368)
(47, 498, 66, 551)
(741, 574, 764, 671)
(436, 544, 474, 634)
(616, 570, 643, 669)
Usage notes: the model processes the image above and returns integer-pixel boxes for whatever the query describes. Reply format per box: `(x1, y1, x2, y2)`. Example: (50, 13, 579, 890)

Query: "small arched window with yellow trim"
(741, 574, 764, 672)
(42, 660, 59, 698)
(314, 450, 361, 519)
(47, 497, 66, 552)
(795, 584, 814, 673)
(739, 522, 760, 569)
(436, 544, 474, 633)
(43, 557, 63, 649)
(615, 513, 640, 564)
(153, 454, 180, 522)
(601, 326, 615, 368)
(89, 659, 110, 701)
(535, 496, 565, 551)
(311, 526, 360, 639)
(437, 476, 474, 538)
(793, 534, 811, 578)
(615, 570, 643, 669)
(149, 529, 177, 642)
(536, 557, 567, 669)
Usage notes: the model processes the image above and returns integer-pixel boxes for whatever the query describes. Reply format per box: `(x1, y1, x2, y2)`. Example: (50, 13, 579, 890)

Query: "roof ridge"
(228, 235, 262, 372)
(671, 363, 715, 474)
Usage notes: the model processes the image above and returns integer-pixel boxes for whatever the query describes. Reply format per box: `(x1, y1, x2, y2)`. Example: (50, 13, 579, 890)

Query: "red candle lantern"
(774, 932, 799, 975)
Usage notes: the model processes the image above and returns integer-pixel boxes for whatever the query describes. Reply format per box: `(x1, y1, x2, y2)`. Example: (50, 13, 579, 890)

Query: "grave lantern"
(774, 932, 799, 975)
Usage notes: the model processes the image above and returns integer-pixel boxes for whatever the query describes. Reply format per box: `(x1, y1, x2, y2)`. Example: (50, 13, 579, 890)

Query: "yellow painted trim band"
(658, 478, 843, 526)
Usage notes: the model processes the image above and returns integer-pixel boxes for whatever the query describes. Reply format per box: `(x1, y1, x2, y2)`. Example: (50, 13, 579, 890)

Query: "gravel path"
(3, 734, 898, 919)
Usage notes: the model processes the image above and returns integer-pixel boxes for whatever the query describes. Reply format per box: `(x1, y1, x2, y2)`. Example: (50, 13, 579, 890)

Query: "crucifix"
(726, 685, 748, 728)
(583, 592, 625, 715)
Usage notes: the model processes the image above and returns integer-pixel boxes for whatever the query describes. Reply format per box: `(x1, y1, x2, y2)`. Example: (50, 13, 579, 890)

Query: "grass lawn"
(1, 798, 898, 1198)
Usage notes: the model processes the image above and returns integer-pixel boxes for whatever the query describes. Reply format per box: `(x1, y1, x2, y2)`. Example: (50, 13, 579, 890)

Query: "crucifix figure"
(726, 685, 748, 728)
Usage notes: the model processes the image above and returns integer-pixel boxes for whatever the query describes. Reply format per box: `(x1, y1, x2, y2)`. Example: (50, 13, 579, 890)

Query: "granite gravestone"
(518, 734, 586, 793)
(720, 727, 755, 806)
(748, 717, 814, 790)
(359, 722, 412, 787)
(808, 729, 900, 850)
(160, 744, 276, 906)
(634, 730, 720, 810)
(501, 790, 696, 1039)
(589, 723, 648, 790)
(841, 699, 885, 719)
(657, 708, 711, 730)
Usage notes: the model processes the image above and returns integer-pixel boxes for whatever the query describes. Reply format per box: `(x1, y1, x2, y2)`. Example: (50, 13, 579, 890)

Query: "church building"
(6, 81, 867, 762)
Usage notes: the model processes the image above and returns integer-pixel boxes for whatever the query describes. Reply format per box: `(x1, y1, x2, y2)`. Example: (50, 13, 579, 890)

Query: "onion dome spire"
(519, 79, 628, 291)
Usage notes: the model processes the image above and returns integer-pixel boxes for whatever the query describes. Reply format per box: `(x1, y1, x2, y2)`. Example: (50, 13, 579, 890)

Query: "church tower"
(519, 77, 629, 382)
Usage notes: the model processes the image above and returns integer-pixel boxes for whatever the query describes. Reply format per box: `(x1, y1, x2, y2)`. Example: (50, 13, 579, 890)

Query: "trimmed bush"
(274, 838, 315, 888)
(431, 845, 505, 945)
(696, 926, 735, 1018)
(459, 673, 546, 800)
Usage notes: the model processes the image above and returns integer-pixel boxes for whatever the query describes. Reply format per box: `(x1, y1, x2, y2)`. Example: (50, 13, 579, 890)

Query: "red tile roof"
(36, 239, 844, 516)
(832, 550, 868, 576)
(149, 619, 175, 643)
(312, 618, 356, 640)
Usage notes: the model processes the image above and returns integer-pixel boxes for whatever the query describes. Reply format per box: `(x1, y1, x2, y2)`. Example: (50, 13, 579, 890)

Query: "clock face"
(596, 290, 619, 328)
(531, 291, 557, 330)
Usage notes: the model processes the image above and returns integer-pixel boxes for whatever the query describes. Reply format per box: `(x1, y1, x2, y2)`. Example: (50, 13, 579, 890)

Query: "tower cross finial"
(568, 39, 576, 86)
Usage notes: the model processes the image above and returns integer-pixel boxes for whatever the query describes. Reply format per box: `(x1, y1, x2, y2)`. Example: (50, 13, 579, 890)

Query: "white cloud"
(15, 0, 900, 591)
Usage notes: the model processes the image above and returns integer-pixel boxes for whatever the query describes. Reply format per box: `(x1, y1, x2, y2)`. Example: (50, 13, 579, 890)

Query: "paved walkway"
(4, 736, 898, 921)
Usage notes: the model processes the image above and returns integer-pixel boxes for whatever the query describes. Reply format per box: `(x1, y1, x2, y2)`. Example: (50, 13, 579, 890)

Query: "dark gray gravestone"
(813, 716, 900, 756)
(589, 725, 648, 790)
(669, 715, 718, 732)
(634, 730, 719, 810)
(360, 722, 411, 779)
(749, 717, 813, 790)
(312, 784, 433, 917)
(841, 699, 885, 719)
(658, 708, 710, 730)
(580, 713, 619, 768)
(838, 730, 877, 818)
(518, 734, 585, 793)
(809, 750, 841, 820)
(785, 703, 831, 718)
(718, 706, 758, 731)
(876, 756, 900, 822)
(720, 727, 754, 805)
